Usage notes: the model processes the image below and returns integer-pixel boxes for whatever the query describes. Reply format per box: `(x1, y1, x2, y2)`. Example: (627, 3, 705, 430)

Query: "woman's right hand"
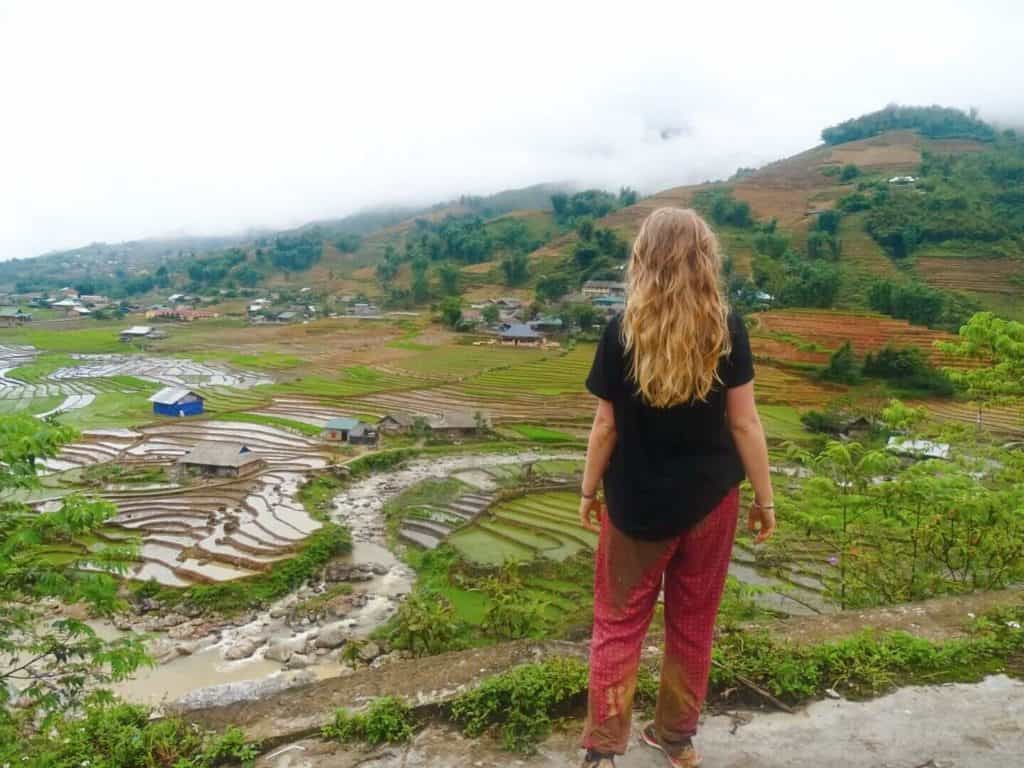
(579, 496, 604, 533)
(748, 500, 776, 544)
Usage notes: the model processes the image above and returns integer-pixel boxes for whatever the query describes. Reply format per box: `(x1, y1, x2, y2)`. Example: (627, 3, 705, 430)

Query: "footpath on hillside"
(258, 674, 1024, 767)
(174, 588, 1024, 768)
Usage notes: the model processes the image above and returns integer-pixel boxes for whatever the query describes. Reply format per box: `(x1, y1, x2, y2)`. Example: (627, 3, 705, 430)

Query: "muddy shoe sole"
(640, 725, 702, 768)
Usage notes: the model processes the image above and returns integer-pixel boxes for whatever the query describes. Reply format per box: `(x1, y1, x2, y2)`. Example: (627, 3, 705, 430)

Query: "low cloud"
(1, 0, 1021, 260)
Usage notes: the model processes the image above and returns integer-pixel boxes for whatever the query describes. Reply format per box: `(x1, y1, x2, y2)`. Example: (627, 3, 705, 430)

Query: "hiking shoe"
(581, 748, 616, 767)
(641, 724, 702, 767)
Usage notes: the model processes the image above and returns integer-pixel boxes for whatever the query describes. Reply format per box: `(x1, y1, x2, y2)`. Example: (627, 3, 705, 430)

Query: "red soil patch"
(752, 310, 962, 367)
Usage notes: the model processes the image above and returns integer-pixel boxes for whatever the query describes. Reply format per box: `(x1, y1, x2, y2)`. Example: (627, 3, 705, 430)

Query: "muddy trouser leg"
(581, 515, 678, 755)
(654, 488, 739, 747)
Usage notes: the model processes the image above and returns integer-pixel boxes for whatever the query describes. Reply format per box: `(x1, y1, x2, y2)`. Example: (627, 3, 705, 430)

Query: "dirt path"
(258, 675, 1024, 767)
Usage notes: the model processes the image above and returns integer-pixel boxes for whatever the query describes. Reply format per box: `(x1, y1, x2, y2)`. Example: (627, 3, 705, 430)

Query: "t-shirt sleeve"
(723, 311, 755, 389)
(586, 319, 622, 401)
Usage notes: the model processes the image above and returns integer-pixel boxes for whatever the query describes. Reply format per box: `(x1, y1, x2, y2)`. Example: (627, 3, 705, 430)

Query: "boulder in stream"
(315, 622, 349, 649)
(265, 637, 307, 663)
(223, 637, 261, 661)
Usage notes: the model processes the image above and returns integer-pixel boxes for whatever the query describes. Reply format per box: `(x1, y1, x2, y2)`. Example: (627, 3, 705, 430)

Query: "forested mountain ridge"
(3, 107, 1021, 326)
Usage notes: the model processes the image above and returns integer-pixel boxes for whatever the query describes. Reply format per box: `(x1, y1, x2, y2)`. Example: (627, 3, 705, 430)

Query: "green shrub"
(820, 341, 860, 383)
(321, 697, 415, 746)
(388, 591, 465, 656)
(6, 697, 258, 767)
(449, 657, 589, 753)
(839, 164, 861, 182)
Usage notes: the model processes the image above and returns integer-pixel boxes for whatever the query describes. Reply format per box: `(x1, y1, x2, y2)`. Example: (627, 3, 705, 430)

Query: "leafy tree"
(1, 417, 149, 732)
(862, 345, 954, 395)
(821, 104, 996, 145)
(270, 231, 323, 271)
(482, 303, 500, 324)
(436, 263, 461, 296)
(535, 274, 569, 303)
(821, 341, 860, 383)
(939, 312, 1024, 429)
(593, 228, 629, 260)
(692, 188, 752, 228)
(618, 186, 638, 206)
(576, 217, 595, 242)
(411, 257, 430, 303)
(839, 164, 861, 182)
(868, 280, 946, 328)
(777, 260, 841, 308)
(440, 297, 463, 328)
(806, 230, 841, 260)
(334, 233, 362, 253)
(816, 210, 841, 235)
(753, 231, 788, 258)
(550, 192, 568, 218)
(500, 252, 529, 287)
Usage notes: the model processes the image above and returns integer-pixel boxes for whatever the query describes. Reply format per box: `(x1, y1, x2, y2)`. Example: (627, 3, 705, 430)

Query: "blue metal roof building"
(148, 387, 204, 417)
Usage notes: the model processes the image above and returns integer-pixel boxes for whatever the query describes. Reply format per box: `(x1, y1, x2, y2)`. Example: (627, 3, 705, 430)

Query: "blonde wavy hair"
(622, 207, 731, 407)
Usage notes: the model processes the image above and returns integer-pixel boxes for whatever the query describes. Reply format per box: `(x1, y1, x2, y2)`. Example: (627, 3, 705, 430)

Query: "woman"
(578, 207, 775, 768)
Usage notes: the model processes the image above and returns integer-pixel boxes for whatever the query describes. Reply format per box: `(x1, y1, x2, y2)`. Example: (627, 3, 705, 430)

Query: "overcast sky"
(1, 0, 1020, 261)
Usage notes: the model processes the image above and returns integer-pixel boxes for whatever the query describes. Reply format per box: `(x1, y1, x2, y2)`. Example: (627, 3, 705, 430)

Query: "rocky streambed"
(106, 451, 582, 710)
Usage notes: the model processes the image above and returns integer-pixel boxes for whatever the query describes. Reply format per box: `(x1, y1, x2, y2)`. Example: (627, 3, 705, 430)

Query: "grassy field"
(507, 424, 576, 442)
(0, 323, 128, 353)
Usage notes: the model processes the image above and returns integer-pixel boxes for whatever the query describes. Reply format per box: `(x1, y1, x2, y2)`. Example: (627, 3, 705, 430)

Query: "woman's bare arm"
(725, 381, 775, 542)
(578, 398, 617, 532)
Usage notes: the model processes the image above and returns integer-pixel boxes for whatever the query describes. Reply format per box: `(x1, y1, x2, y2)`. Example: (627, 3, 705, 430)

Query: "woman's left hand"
(579, 496, 603, 533)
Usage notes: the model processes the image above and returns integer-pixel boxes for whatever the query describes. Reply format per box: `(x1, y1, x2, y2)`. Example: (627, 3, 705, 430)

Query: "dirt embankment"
(182, 587, 1023, 749)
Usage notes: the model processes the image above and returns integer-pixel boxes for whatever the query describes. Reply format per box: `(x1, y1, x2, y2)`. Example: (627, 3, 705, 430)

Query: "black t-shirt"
(585, 311, 755, 540)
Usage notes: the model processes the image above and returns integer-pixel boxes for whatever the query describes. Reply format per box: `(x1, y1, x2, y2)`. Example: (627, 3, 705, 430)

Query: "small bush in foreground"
(449, 657, 589, 753)
(321, 696, 415, 746)
(4, 696, 258, 767)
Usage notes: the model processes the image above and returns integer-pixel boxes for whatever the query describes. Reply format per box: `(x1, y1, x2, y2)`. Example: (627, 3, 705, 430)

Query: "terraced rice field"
(449, 490, 596, 565)
(37, 420, 328, 586)
(914, 256, 1024, 296)
(0, 344, 272, 418)
(389, 344, 548, 377)
(267, 366, 423, 398)
(51, 354, 272, 388)
(398, 491, 495, 549)
(754, 365, 839, 407)
(459, 345, 594, 395)
(752, 310, 963, 367)
(919, 401, 1024, 437)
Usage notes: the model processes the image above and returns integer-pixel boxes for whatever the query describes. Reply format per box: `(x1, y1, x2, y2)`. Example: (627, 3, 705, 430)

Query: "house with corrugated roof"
(149, 387, 204, 417)
(321, 416, 361, 442)
(176, 441, 263, 478)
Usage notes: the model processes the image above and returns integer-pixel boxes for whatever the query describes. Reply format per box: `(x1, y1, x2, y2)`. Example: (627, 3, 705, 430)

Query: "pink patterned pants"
(581, 488, 739, 754)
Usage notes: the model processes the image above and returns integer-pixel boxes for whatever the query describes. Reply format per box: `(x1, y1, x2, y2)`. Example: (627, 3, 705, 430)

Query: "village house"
(582, 280, 626, 298)
(119, 325, 154, 342)
(148, 387, 205, 417)
(78, 294, 111, 308)
(499, 322, 544, 347)
(59, 286, 79, 298)
(378, 411, 483, 438)
(348, 423, 379, 446)
(146, 307, 220, 322)
(68, 305, 92, 318)
(378, 413, 419, 434)
(0, 307, 32, 327)
(176, 441, 264, 478)
(321, 417, 361, 442)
